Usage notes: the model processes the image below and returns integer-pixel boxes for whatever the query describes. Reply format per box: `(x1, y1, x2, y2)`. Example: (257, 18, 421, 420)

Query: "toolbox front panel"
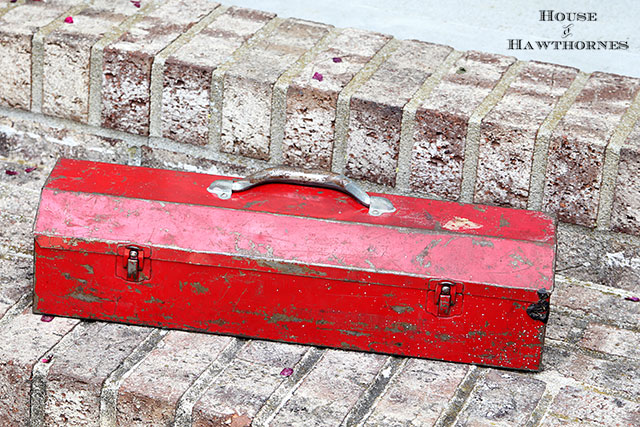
(34, 244, 546, 371)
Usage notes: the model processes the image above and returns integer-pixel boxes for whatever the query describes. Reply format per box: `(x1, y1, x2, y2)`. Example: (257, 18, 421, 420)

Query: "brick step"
(0, 0, 639, 237)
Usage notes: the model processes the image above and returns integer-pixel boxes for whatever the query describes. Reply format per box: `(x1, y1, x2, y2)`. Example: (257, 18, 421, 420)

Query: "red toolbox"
(33, 159, 555, 370)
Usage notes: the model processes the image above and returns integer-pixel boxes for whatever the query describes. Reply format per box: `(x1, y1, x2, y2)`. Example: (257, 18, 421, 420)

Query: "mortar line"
(332, 37, 401, 174)
(30, 320, 91, 427)
(251, 347, 326, 426)
(87, 0, 161, 126)
(208, 17, 283, 150)
(342, 356, 408, 427)
(433, 366, 484, 427)
(148, 4, 229, 138)
(31, 3, 89, 114)
(173, 338, 249, 427)
(595, 89, 640, 230)
(555, 274, 638, 299)
(459, 60, 525, 203)
(527, 71, 591, 211)
(396, 49, 464, 191)
(0, 293, 31, 331)
(269, 27, 341, 165)
(99, 328, 168, 427)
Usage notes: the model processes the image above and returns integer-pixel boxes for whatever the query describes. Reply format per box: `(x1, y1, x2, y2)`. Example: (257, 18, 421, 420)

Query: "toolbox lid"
(35, 159, 555, 292)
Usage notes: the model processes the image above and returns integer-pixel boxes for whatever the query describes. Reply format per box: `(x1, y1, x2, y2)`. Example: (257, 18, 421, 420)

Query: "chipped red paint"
(34, 159, 556, 370)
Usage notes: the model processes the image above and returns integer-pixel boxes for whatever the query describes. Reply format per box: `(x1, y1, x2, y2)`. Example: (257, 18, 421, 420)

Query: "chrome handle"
(207, 167, 395, 216)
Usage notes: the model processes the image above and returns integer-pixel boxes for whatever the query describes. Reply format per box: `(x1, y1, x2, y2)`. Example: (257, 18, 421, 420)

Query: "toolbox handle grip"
(207, 167, 395, 216)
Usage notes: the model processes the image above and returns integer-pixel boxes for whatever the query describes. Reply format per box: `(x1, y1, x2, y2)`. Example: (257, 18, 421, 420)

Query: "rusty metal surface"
(33, 159, 556, 370)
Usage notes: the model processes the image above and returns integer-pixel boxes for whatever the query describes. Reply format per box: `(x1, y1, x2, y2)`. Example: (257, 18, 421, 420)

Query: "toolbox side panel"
(34, 244, 547, 370)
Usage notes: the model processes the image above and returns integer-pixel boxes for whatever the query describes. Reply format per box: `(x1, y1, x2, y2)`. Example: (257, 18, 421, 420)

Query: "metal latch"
(427, 280, 464, 317)
(126, 248, 141, 281)
(116, 245, 150, 282)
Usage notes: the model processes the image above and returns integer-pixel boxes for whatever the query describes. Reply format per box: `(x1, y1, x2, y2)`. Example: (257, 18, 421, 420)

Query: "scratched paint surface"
(33, 159, 556, 370)
(35, 190, 553, 290)
(45, 159, 556, 244)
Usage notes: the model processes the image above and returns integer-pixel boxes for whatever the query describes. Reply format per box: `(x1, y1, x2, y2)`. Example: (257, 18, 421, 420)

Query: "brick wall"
(1, 0, 639, 237)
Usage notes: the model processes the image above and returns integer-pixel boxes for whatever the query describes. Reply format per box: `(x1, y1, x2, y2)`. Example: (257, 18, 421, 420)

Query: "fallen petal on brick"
(41, 315, 55, 322)
(24, 166, 37, 173)
(312, 72, 323, 82)
(280, 367, 293, 377)
(5, 170, 18, 176)
(625, 296, 640, 302)
(131, 0, 141, 8)
(64, 16, 74, 24)
(332, 57, 342, 63)
(41, 354, 53, 363)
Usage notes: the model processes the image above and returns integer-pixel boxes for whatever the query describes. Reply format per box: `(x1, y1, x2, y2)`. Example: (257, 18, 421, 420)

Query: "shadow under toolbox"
(33, 159, 555, 370)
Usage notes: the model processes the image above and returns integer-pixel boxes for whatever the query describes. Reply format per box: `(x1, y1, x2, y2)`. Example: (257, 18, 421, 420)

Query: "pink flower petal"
(332, 57, 342, 63)
(280, 367, 293, 377)
(64, 16, 74, 24)
(312, 72, 323, 82)
(41, 315, 54, 322)
(625, 296, 640, 302)
(41, 355, 53, 363)
(25, 166, 37, 173)
(5, 169, 18, 176)
(131, 0, 141, 7)
(10, 0, 18, 3)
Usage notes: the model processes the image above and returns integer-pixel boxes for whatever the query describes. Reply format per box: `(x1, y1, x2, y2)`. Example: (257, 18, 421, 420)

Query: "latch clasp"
(427, 280, 464, 317)
(116, 245, 150, 282)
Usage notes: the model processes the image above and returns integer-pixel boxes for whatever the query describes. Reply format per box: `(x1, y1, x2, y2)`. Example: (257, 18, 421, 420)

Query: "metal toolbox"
(33, 159, 555, 370)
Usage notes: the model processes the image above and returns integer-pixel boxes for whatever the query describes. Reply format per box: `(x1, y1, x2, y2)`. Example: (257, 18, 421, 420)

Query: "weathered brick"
(345, 40, 451, 186)
(410, 51, 515, 198)
(192, 340, 308, 426)
(282, 28, 390, 169)
(542, 72, 640, 227)
(545, 386, 640, 426)
(454, 370, 545, 426)
(139, 145, 251, 176)
(42, 322, 152, 426)
(0, 212, 34, 256)
(102, 0, 219, 135)
(42, 0, 142, 122)
(611, 120, 640, 235)
(162, 7, 275, 146)
(0, 113, 131, 165)
(363, 359, 468, 426)
(474, 61, 578, 208)
(116, 331, 232, 426)
(580, 324, 640, 359)
(543, 344, 640, 400)
(556, 223, 640, 293)
(269, 350, 387, 425)
(545, 312, 586, 344)
(0, 0, 80, 110)
(0, 253, 31, 319)
(0, 309, 78, 426)
(553, 278, 640, 330)
(220, 18, 332, 160)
